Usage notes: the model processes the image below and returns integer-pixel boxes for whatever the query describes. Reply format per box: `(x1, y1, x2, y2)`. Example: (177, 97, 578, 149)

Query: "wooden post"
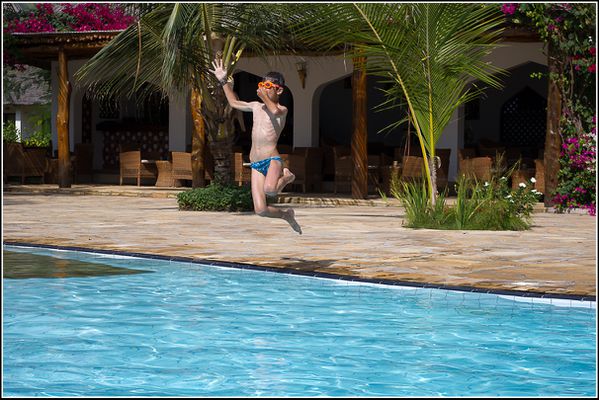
(57, 47, 71, 188)
(543, 43, 562, 207)
(190, 87, 206, 188)
(351, 56, 368, 199)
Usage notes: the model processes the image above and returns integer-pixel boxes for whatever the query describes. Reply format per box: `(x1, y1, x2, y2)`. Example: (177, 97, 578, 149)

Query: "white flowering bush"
(481, 176, 542, 220)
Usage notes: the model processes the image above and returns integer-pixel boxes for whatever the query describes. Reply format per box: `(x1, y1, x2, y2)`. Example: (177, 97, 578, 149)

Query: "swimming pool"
(3, 245, 596, 397)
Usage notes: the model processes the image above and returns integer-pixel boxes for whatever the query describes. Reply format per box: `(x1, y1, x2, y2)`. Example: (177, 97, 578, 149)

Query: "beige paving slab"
(2, 192, 596, 298)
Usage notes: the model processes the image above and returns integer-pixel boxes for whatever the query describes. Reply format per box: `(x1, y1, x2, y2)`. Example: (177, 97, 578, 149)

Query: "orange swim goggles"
(258, 80, 281, 90)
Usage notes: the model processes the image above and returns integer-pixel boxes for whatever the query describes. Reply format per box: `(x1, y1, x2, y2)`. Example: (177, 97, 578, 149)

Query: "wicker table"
(154, 160, 179, 187)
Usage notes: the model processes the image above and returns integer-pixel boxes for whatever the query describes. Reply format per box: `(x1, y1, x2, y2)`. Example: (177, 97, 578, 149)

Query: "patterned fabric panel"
(101, 128, 169, 169)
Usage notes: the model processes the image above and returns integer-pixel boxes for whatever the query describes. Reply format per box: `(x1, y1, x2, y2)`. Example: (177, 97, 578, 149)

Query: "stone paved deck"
(2, 187, 596, 300)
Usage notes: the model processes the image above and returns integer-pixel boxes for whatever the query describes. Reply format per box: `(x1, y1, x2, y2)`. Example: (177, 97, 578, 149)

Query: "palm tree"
(76, 3, 295, 185)
(290, 3, 506, 205)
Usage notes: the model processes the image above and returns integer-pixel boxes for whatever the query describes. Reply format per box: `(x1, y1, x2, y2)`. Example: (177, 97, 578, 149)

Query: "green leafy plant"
(2, 120, 20, 143)
(21, 108, 51, 147)
(21, 129, 51, 148)
(397, 179, 431, 228)
(451, 175, 489, 229)
(394, 172, 542, 230)
(177, 182, 253, 212)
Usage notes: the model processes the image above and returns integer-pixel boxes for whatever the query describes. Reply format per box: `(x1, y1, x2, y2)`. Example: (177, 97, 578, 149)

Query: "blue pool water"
(2, 245, 596, 397)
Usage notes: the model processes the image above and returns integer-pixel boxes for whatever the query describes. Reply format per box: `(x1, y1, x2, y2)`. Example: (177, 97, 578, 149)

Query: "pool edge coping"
(3, 241, 596, 302)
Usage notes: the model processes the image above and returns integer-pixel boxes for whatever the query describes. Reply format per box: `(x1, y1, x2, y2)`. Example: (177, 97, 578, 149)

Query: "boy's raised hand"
(209, 58, 227, 82)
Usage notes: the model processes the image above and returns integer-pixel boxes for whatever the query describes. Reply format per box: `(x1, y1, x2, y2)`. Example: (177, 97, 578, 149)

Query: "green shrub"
(2, 120, 20, 143)
(22, 107, 52, 147)
(22, 128, 51, 147)
(396, 179, 451, 229)
(176, 182, 253, 212)
(397, 179, 430, 227)
(394, 173, 542, 231)
(451, 175, 490, 229)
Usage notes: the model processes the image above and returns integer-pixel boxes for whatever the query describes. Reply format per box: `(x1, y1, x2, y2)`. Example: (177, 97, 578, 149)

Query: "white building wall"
(483, 41, 547, 70)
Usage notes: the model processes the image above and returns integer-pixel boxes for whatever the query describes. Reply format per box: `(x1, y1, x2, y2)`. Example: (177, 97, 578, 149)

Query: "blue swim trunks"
(250, 156, 282, 176)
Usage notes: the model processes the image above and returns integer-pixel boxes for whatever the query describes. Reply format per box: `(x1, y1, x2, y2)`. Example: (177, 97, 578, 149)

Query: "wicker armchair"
(119, 150, 157, 186)
(233, 152, 251, 186)
(458, 150, 492, 182)
(333, 146, 352, 193)
(288, 147, 323, 193)
(400, 155, 425, 181)
(171, 152, 193, 184)
(534, 159, 545, 194)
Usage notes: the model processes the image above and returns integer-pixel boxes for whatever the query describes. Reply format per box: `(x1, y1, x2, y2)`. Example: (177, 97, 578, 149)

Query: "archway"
(463, 61, 548, 156)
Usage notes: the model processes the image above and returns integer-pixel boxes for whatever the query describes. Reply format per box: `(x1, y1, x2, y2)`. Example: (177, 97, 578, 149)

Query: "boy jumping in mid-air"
(210, 58, 302, 234)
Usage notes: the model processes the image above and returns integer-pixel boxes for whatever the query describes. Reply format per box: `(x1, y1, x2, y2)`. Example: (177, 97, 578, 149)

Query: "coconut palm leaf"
(290, 3, 505, 202)
(76, 3, 295, 185)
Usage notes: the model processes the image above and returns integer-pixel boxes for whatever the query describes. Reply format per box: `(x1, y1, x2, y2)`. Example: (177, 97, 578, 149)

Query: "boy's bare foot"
(281, 168, 295, 188)
(283, 208, 302, 235)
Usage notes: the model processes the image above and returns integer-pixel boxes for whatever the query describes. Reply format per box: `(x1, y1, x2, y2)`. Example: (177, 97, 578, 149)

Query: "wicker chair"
(400, 155, 425, 181)
(333, 146, 352, 193)
(511, 169, 535, 190)
(288, 147, 323, 193)
(458, 152, 492, 182)
(119, 150, 157, 186)
(171, 152, 193, 184)
(534, 158, 545, 194)
(232, 152, 251, 186)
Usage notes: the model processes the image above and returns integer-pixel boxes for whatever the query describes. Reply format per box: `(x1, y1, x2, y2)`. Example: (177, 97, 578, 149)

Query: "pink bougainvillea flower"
(501, 3, 518, 15)
(588, 64, 596, 73)
(590, 47, 596, 57)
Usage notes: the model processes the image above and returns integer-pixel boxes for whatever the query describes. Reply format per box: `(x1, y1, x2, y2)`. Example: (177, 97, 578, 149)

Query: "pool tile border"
(4, 241, 596, 302)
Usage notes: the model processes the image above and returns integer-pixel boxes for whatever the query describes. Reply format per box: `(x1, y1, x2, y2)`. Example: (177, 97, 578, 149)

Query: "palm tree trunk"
(190, 87, 206, 188)
(202, 87, 236, 185)
(428, 156, 438, 206)
(208, 134, 234, 184)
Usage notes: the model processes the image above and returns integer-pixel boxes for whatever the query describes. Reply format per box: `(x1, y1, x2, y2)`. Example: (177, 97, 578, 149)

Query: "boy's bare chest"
(252, 105, 283, 133)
